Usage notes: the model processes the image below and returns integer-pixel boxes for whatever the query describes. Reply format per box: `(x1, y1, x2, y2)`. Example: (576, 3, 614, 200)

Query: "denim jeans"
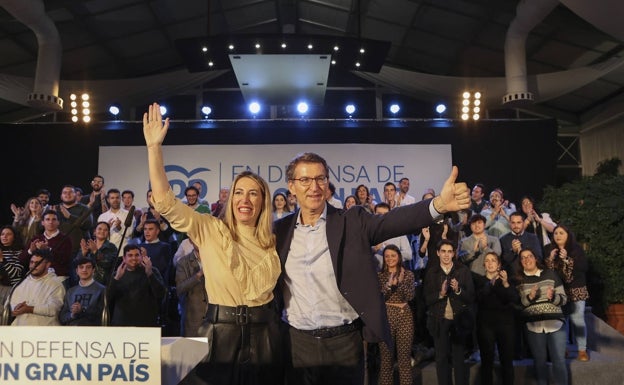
(525, 325, 568, 385)
(567, 300, 587, 351)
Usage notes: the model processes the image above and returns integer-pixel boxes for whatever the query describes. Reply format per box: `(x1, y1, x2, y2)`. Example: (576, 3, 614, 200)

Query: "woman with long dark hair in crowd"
(343, 195, 357, 210)
(516, 248, 568, 385)
(271, 192, 291, 221)
(545, 224, 590, 361)
(76, 221, 118, 285)
(474, 251, 518, 385)
(520, 196, 556, 250)
(0, 225, 26, 306)
(377, 244, 415, 385)
(355, 184, 376, 213)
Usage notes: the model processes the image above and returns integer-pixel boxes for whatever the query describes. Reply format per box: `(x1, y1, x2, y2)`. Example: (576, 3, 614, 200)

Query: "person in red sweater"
(22, 210, 72, 284)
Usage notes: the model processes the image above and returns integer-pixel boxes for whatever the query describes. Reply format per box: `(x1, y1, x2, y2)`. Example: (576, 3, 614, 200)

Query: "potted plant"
(539, 157, 624, 332)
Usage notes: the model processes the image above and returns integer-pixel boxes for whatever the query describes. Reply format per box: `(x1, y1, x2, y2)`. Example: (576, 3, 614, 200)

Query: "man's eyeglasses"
(290, 176, 328, 187)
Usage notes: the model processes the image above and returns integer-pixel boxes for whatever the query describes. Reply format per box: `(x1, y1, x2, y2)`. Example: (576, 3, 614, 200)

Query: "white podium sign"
(0, 327, 161, 384)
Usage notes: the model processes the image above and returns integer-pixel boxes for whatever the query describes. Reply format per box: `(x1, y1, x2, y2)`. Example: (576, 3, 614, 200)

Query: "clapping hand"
(546, 286, 554, 301)
(449, 278, 460, 294)
(529, 284, 539, 301)
(140, 247, 153, 276)
(440, 278, 448, 297)
(70, 302, 83, 316)
(114, 262, 127, 280)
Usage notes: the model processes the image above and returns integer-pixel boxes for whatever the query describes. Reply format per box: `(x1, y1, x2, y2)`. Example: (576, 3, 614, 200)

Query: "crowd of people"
(0, 102, 590, 385)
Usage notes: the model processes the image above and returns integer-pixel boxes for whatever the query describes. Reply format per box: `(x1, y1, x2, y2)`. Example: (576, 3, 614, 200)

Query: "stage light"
(297, 102, 309, 115)
(69, 92, 91, 123)
(202, 47, 208, 52)
(355, 62, 361, 68)
(228, 44, 235, 50)
(307, 44, 313, 50)
(360, 48, 365, 53)
(159, 105, 167, 116)
(208, 61, 214, 67)
(109, 105, 120, 116)
(255, 43, 261, 49)
(460, 91, 483, 121)
(435, 104, 447, 114)
(333, 46, 339, 51)
(201, 106, 212, 116)
(345, 104, 356, 115)
(281, 43, 287, 49)
(389, 104, 400, 114)
(249, 102, 261, 115)
(331, 60, 336, 65)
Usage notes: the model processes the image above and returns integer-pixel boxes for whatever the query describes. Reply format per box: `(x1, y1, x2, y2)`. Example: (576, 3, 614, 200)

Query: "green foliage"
(595, 157, 622, 177)
(540, 173, 624, 305)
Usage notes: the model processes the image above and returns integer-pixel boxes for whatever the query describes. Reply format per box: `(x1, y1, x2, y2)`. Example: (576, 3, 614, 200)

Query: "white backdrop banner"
(98, 144, 452, 205)
(0, 326, 160, 384)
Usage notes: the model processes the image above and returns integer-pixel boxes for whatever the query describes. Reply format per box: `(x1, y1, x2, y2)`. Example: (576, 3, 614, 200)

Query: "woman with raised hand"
(143, 103, 282, 385)
(520, 196, 556, 249)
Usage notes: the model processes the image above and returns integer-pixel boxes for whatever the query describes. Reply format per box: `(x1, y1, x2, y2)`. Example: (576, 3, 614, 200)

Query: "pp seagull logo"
(165, 165, 211, 199)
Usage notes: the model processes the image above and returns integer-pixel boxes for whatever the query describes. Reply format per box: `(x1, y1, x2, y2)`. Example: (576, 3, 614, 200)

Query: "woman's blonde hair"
(222, 171, 275, 249)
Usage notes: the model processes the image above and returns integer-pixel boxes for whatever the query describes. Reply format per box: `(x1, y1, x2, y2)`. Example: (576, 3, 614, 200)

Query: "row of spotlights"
(203, 44, 366, 53)
(104, 103, 447, 118)
(107, 105, 167, 117)
(202, 43, 366, 69)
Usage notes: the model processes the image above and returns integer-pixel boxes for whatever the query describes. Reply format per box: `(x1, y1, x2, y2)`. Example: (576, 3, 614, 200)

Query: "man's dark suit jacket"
(499, 231, 542, 276)
(274, 199, 437, 344)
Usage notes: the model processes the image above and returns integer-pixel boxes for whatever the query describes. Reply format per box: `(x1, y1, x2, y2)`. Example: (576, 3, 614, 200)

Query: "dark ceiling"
(1, 0, 623, 127)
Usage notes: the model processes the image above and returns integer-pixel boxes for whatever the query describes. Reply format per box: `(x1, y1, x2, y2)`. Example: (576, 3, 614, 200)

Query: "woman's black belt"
(296, 318, 363, 338)
(205, 303, 274, 325)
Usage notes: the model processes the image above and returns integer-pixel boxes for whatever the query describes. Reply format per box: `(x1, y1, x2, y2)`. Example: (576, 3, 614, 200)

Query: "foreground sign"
(0, 327, 161, 384)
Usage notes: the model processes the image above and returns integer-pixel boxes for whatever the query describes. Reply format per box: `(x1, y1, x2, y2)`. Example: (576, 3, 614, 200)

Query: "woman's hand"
(499, 270, 510, 288)
(529, 284, 539, 301)
(143, 103, 170, 148)
(87, 239, 98, 254)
